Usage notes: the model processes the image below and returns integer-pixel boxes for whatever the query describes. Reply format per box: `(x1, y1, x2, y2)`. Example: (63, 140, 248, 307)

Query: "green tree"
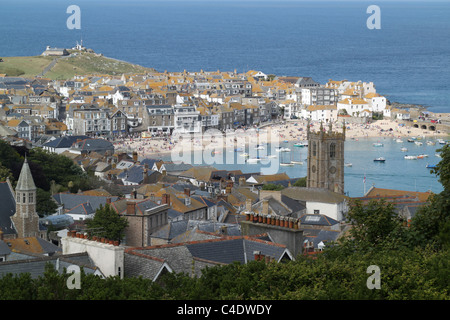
(344, 199, 408, 250)
(261, 183, 284, 191)
(293, 177, 306, 187)
(410, 144, 450, 248)
(85, 204, 128, 241)
(36, 188, 58, 217)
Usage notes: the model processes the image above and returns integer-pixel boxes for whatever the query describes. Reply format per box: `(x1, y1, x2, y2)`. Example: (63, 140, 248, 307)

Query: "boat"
(438, 139, 448, 145)
(294, 141, 308, 147)
(234, 147, 243, 152)
(401, 147, 408, 152)
(280, 162, 294, 166)
(240, 153, 250, 157)
(396, 139, 403, 143)
(418, 154, 429, 158)
(373, 143, 383, 147)
(435, 153, 442, 158)
(344, 163, 353, 167)
(407, 139, 415, 143)
(246, 157, 261, 163)
(276, 147, 291, 152)
(267, 154, 277, 158)
(404, 155, 417, 160)
(414, 141, 423, 146)
(255, 145, 265, 150)
(426, 164, 436, 169)
(426, 141, 436, 146)
(374, 157, 386, 162)
(290, 161, 304, 165)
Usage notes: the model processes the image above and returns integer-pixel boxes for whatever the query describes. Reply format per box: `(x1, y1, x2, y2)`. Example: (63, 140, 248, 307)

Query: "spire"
(16, 157, 36, 191)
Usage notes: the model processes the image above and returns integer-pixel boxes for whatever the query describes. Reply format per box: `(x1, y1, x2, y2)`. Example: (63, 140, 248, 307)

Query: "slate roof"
(53, 193, 119, 212)
(302, 229, 341, 250)
(300, 214, 339, 227)
(0, 252, 100, 279)
(124, 236, 291, 280)
(4, 237, 61, 256)
(70, 138, 114, 153)
(43, 135, 90, 148)
(0, 182, 17, 235)
(16, 158, 36, 191)
(281, 187, 348, 204)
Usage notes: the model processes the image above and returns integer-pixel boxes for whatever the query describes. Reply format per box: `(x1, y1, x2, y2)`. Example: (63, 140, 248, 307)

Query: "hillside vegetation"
(0, 52, 155, 79)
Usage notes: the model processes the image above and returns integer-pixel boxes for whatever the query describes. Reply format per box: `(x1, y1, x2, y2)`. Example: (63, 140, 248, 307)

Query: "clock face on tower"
(311, 165, 316, 173)
(329, 166, 336, 174)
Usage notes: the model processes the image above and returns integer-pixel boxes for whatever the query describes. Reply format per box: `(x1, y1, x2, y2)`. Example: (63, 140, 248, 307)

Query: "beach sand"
(113, 119, 448, 159)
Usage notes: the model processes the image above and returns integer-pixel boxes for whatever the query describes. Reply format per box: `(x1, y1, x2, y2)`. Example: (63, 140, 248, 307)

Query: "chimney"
(106, 197, 111, 204)
(0, 228, 3, 241)
(162, 193, 170, 205)
(132, 151, 138, 162)
(245, 198, 252, 213)
(262, 199, 269, 215)
(184, 188, 190, 197)
(239, 177, 246, 186)
(126, 201, 136, 215)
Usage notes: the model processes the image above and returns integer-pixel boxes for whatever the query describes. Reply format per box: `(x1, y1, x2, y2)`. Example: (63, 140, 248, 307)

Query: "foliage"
(292, 177, 306, 187)
(85, 204, 129, 241)
(36, 188, 58, 217)
(261, 183, 284, 191)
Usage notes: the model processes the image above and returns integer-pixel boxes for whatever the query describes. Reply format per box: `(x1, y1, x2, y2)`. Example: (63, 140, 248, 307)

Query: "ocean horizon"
(1, 0, 449, 113)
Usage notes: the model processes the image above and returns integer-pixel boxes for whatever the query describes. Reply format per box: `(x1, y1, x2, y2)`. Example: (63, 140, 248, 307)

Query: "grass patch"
(0, 53, 155, 79)
(0, 56, 53, 77)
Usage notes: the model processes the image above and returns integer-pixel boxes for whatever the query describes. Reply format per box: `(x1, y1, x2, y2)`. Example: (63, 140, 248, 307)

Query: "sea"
(1, 0, 449, 196)
(161, 136, 446, 197)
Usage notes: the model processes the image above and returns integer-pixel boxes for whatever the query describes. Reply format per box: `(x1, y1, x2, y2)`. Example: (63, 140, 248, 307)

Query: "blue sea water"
(162, 137, 446, 197)
(1, 0, 448, 196)
(1, 0, 450, 112)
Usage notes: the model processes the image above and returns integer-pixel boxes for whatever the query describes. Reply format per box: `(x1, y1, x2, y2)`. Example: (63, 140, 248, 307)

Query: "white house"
(302, 105, 338, 122)
(364, 93, 387, 113)
(337, 98, 370, 117)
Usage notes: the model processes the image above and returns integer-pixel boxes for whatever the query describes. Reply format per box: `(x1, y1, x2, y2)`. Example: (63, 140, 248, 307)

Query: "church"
(306, 120, 346, 195)
(0, 157, 47, 240)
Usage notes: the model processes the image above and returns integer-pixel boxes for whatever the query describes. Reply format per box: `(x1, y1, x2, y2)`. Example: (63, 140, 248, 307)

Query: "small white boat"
(276, 147, 291, 152)
(427, 141, 436, 146)
(344, 163, 353, 167)
(374, 157, 386, 162)
(418, 154, 429, 158)
(396, 139, 403, 143)
(280, 162, 294, 166)
(401, 147, 408, 152)
(255, 145, 265, 150)
(436, 153, 442, 158)
(415, 141, 423, 146)
(246, 158, 261, 163)
(373, 143, 383, 147)
(267, 155, 277, 158)
(291, 161, 304, 165)
(404, 155, 417, 160)
(240, 153, 250, 157)
(438, 139, 447, 145)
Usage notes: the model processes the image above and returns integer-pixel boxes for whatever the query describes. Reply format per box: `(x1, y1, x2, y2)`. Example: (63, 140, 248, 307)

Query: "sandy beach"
(113, 118, 448, 159)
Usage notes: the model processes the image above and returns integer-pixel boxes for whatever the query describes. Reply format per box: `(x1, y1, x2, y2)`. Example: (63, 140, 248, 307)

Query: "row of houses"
(1, 71, 406, 144)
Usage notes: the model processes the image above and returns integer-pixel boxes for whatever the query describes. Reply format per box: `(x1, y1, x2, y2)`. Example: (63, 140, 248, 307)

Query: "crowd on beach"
(111, 118, 447, 159)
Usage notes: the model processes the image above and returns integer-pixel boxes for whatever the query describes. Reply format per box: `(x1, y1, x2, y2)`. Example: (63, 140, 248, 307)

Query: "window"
(314, 210, 320, 215)
(330, 143, 336, 159)
(312, 142, 317, 157)
(29, 193, 33, 203)
(23, 193, 26, 203)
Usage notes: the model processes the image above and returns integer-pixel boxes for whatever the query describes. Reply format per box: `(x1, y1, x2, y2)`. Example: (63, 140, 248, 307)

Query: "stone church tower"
(11, 157, 40, 238)
(306, 121, 345, 194)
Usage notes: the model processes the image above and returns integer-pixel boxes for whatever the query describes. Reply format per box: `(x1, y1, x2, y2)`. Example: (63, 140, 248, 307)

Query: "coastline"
(113, 118, 448, 161)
